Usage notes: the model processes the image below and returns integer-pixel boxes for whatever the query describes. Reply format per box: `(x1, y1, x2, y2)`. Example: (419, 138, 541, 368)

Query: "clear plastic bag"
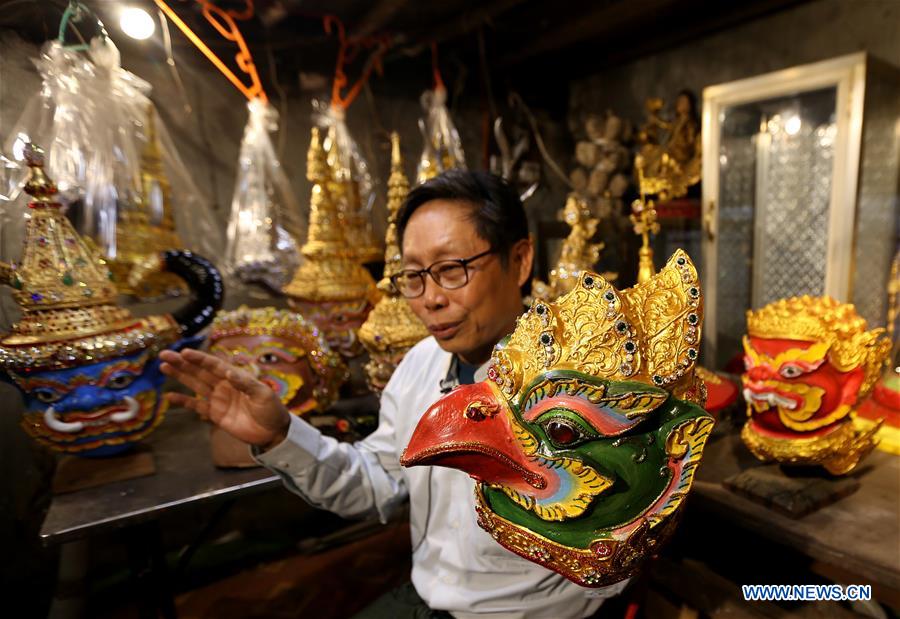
(416, 86, 465, 183)
(2, 37, 223, 295)
(224, 98, 302, 290)
(312, 99, 380, 263)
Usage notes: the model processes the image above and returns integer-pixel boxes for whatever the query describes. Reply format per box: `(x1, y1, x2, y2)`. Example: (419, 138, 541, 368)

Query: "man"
(160, 170, 626, 618)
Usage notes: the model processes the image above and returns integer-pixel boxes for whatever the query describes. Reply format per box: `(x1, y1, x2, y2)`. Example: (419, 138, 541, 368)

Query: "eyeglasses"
(390, 249, 495, 299)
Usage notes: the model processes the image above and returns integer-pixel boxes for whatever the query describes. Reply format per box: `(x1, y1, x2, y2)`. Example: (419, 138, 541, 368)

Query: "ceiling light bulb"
(120, 7, 155, 40)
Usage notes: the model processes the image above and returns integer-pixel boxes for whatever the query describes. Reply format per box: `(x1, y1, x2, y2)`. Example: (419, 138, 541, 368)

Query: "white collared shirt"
(256, 337, 627, 619)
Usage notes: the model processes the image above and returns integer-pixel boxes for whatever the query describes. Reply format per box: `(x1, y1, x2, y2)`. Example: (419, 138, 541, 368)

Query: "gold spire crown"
(282, 128, 378, 303)
(3, 144, 118, 311)
(301, 127, 346, 255)
(491, 250, 705, 405)
(381, 132, 409, 287)
(0, 144, 179, 372)
(746, 295, 890, 393)
(209, 305, 328, 343)
(324, 125, 380, 263)
(359, 133, 428, 353)
(416, 87, 465, 184)
(112, 106, 187, 298)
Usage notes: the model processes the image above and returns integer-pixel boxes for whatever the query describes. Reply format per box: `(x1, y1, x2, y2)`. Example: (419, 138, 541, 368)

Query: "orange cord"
(431, 41, 444, 91)
(154, 0, 267, 103)
(324, 15, 389, 110)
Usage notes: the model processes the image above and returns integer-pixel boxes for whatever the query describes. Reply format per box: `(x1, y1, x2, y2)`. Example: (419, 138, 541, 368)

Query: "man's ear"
(512, 237, 534, 288)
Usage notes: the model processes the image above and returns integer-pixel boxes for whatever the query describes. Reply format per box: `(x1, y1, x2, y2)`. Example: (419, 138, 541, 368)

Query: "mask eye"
(543, 418, 584, 447)
(258, 352, 281, 365)
(780, 364, 803, 379)
(33, 389, 62, 404)
(107, 373, 137, 389)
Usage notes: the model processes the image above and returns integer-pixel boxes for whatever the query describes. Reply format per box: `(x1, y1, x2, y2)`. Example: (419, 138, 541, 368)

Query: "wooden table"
(40, 396, 378, 618)
(692, 427, 900, 593)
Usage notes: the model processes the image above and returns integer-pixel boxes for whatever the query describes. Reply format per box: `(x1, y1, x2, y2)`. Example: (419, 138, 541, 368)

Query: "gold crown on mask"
(0, 144, 179, 372)
(491, 250, 705, 405)
(209, 306, 347, 409)
(358, 133, 429, 392)
(746, 295, 890, 397)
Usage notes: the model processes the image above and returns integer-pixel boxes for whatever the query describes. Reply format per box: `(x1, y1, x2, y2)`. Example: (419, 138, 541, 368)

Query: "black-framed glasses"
(390, 249, 495, 299)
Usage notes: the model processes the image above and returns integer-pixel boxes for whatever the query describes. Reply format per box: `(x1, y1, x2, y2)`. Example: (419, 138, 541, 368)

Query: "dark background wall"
(569, 0, 900, 126)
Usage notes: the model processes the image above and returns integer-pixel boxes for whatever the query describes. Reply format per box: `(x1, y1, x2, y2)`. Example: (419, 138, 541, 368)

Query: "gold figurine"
(533, 194, 611, 300)
(631, 92, 702, 283)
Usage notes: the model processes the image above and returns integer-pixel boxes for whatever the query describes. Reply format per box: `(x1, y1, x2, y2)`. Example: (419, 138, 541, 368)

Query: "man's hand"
(159, 348, 290, 450)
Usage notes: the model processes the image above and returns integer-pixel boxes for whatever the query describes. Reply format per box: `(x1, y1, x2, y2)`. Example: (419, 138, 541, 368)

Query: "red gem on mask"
(593, 541, 612, 557)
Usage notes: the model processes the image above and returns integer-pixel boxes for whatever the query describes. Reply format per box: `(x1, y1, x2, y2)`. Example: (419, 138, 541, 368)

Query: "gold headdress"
(747, 296, 890, 396)
(208, 306, 347, 408)
(282, 128, 379, 305)
(492, 250, 704, 405)
(0, 145, 179, 372)
(358, 133, 429, 391)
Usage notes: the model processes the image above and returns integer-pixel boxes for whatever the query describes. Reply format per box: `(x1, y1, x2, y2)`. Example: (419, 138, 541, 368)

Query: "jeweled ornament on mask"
(402, 250, 714, 587)
(0, 144, 223, 457)
(741, 295, 891, 475)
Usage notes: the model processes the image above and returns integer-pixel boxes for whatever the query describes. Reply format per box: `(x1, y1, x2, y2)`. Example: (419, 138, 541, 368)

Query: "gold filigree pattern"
(475, 486, 680, 588)
(491, 250, 704, 406)
(741, 417, 881, 475)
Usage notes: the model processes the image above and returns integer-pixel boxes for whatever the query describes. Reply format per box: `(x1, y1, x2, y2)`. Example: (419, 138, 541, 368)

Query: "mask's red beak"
(401, 382, 547, 492)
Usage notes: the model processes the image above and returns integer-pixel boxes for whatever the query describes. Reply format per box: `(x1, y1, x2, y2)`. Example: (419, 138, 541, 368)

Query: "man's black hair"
(397, 169, 529, 269)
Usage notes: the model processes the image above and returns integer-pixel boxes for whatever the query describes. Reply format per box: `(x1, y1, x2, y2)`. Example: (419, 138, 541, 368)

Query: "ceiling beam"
(353, 0, 411, 37)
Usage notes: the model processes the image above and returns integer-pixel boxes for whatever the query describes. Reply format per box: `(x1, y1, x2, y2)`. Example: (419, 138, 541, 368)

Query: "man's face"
(401, 199, 532, 364)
